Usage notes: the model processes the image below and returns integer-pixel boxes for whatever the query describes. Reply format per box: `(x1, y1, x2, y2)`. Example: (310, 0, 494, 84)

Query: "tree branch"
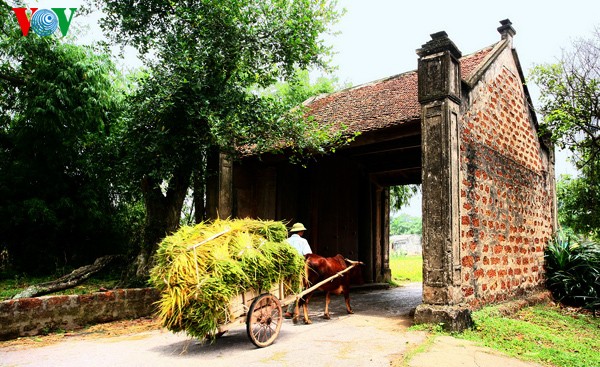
(11, 255, 121, 299)
(0, 71, 25, 86)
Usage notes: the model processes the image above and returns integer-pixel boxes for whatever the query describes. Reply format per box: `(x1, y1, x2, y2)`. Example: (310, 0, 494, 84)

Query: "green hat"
(290, 223, 307, 232)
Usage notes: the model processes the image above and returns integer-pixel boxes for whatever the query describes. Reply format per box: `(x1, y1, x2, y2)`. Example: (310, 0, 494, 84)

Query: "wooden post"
(206, 150, 233, 219)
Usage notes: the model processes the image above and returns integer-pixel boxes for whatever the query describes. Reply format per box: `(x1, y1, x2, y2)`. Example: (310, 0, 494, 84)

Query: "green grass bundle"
(149, 218, 304, 339)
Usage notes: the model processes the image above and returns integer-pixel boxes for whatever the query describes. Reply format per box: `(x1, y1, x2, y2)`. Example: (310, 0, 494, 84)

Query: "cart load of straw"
(149, 218, 304, 339)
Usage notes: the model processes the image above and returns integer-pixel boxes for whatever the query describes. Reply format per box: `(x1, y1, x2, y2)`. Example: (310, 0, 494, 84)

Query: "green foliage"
(390, 185, 419, 212)
(149, 218, 304, 340)
(0, 3, 135, 274)
(557, 174, 600, 238)
(458, 305, 600, 367)
(92, 0, 346, 162)
(267, 69, 349, 109)
(0, 275, 52, 300)
(544, 234, 600, 312)
(390, 214, 422, 235)
(531, 62, 600, 154)
(86, 0, 347, 264)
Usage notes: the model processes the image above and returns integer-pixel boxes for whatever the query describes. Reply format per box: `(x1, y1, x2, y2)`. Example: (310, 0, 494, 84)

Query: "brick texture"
(459, 63, 553, 308)
(0, 288, 159, 341)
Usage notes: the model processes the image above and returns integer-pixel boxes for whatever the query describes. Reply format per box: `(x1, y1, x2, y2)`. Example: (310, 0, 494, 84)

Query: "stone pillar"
(414, 31, 471, 330)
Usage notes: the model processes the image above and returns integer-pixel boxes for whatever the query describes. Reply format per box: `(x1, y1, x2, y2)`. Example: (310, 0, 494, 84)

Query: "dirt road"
(0, 283, 544, 367)
(1, 284, 426, 367)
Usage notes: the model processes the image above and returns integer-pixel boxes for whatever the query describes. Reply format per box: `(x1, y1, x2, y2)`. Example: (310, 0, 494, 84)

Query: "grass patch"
(0, 275, 51, 300)
(389, 255, 422, 283)
(456, 304, 600, 367)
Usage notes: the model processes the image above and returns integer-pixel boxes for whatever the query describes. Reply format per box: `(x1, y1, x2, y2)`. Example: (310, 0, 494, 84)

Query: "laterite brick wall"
(459, 48, 554, 307)
(0, 288, 159, 340)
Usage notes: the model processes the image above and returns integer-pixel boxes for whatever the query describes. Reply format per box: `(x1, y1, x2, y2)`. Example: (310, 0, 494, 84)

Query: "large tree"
(0, 2, 132, 273)
(88, 0, 344, 280)
(530, 27, 600, 238)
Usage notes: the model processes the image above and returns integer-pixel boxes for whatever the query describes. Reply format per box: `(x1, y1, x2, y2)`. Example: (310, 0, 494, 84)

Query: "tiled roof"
(461, 44, 496, 82)
(305, 71, 419, 134)
(306, 43, 497, 134)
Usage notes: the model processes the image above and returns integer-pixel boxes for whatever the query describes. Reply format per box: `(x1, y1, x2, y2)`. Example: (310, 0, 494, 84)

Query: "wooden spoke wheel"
(246, 293, 283, 348)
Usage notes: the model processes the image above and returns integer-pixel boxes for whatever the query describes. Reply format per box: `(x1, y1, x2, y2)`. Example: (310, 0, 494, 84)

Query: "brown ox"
(294, 253, 363, 324)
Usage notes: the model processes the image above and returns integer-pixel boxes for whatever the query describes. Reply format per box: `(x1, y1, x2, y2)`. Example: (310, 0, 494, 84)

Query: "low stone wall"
(390, 234, 422, 256)
(0, 288, 160, 341)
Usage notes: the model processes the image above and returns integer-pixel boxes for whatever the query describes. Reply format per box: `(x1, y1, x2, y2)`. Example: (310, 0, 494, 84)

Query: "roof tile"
(307, 43, 497, 134)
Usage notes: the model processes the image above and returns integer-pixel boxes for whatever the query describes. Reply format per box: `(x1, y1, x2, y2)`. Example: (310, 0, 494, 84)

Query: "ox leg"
(323, 292, 331, 319)
(300, 293, 313, 324)
(292, 301, 300, 324)
(344, 289, 354, 314)
(302, 303, 312, 324)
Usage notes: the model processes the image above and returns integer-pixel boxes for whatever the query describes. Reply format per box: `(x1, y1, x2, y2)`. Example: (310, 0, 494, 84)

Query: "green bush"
(390, 214, 422, 235)
(545, 234, 600, 312)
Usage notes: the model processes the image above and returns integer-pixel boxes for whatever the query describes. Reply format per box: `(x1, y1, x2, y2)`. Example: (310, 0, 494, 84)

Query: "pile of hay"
(149, 218, 304, 339)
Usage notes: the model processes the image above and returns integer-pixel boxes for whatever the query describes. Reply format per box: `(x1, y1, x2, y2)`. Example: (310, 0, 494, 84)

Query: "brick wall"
(459, 50, 554, 307)
(0, 288, 159, 340)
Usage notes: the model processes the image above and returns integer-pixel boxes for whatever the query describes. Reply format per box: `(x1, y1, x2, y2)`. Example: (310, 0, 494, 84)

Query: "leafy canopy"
(90, 0, 346, 187)
(556, 173, 600, 238)
(530, 27, 600, 162)
(267, 69, 349, 109)
(83, 1, 347, 278)
(0, 2, 131, 273)
(390, 185, 420, 213)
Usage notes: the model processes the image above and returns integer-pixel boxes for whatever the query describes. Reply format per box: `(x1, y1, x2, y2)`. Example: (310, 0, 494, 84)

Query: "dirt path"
(0, 284, 543, 367)
(1, 284, 424, 367)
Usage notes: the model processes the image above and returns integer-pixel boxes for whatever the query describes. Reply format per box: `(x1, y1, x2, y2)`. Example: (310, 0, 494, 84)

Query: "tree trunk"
(12, 255, 119, 299)
(131, 166, 192, 283)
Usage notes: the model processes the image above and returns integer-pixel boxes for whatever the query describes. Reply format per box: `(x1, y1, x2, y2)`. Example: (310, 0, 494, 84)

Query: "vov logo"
(12, 7, 77, 37)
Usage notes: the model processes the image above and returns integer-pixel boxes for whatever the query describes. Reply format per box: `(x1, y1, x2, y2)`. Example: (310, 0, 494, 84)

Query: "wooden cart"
(216, 262, 360, 348)
(188, 228, 360, 348)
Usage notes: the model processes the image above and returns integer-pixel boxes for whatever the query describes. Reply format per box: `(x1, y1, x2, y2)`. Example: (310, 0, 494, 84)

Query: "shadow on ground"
(150, 283, 423, 357)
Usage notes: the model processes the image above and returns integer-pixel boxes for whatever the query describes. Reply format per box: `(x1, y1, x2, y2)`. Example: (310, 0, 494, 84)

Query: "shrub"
(545, 234, 600, 313)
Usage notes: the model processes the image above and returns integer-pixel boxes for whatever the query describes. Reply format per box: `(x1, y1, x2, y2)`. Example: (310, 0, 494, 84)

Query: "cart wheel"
(246, 293, 282, 348)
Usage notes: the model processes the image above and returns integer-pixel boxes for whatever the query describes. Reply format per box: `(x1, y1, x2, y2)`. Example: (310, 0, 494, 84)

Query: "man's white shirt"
(286, 234, 312, 256)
